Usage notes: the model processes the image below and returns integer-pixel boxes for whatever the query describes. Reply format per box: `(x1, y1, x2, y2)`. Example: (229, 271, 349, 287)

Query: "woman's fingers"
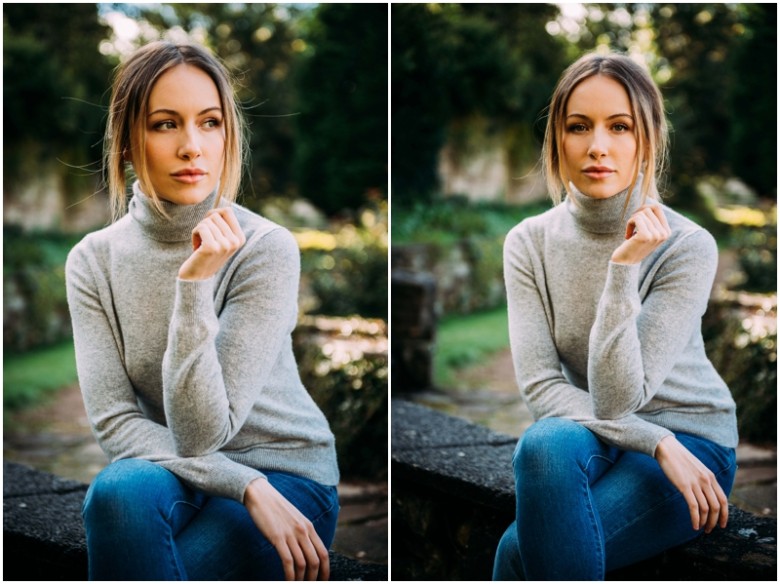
(179, 207, 246, 280)
(655, 436, 730, 534)
(195, 209, 244, 251)
(243, 478, 330, 581)
(612, 204, 670, 264)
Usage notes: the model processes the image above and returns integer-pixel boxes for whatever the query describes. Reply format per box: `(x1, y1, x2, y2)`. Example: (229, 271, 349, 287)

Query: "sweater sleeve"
(504, 226, 673, 456)
(66, 242, 264, 502)
(587, 229, 718, 419)
(161, 226, 300, 457)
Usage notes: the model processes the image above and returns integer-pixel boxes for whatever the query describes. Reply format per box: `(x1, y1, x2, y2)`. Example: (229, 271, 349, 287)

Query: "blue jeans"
(82, 459, 340, 580)
(493, 418, 736, 580)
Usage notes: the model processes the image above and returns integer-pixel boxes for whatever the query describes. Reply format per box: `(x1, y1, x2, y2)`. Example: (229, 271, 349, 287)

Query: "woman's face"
(141, 64, 225, 205)
(562, 75, 638, 199)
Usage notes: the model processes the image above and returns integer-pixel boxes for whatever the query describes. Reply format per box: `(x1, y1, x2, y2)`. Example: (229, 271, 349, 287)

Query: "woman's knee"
(513, 418, 592, 468)
(83, 459, 180, 522)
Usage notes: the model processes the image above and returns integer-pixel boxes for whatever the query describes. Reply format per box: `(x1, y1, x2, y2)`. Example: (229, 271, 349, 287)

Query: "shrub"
(703, 291, 777, 444)
(297, 201, 388, 319)
(3, 228, 80, 353)
(293, 315, 388, 479)
(733, 223, 777, 293)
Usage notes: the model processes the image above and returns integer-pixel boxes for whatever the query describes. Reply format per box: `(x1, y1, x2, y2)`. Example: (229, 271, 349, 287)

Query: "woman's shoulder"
(662, 205, 718, 254)
(231, 203, 299, 257)
(505, 204, 562, 246)
(66, 215, 134, 267)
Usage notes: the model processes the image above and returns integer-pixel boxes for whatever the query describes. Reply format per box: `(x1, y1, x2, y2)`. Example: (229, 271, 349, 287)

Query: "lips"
(582, 166, 615, 179)
(171, 169, 207, 184)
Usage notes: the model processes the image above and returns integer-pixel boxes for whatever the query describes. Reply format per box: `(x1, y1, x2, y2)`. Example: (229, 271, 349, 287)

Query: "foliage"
(4, 341, 78, 410)
(732, 220, 777, 294)
(393, 199, 548, 315)
(298, 201, 388, 319)
(294, 3, 388, 215)
(703, 293, 777, 444)
(391, 3, 568, 203)
(293, 317, 387, 479)
(727, 4, 778, 196)
(434, 306, 509, 388)
(3, 4, 113, 195)
(392, 198, 549, 245)
(3, 228, 82, 353)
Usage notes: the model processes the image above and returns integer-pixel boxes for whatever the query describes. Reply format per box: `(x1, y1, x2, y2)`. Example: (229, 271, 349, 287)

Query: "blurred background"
(4, 2, 387, 565)
(392, 3, 776, 517)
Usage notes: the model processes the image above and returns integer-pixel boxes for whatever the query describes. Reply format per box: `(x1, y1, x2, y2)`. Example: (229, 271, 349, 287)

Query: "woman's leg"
(501, 417, 620, 580)
(82, 458, 206, 580)
(177, 470, 340, 581)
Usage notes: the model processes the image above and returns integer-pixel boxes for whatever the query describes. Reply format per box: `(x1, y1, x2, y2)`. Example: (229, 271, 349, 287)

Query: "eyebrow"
(566, 113, 633, 121)
(148, 106, 222, 117)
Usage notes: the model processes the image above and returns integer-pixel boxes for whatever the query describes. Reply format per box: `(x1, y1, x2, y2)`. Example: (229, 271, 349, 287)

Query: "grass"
(434, 305, 510, 388)
(4, 340, 78, 410)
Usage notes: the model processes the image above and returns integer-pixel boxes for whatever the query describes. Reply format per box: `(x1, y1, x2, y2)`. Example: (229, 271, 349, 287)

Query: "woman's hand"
(654, 435, 729, 534)
(611, 204, 671, 265)
(178, 208, 246, 280)
(243, 477, 330, 581)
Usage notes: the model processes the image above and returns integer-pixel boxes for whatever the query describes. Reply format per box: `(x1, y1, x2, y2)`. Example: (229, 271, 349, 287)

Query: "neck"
(565, 178, 646, 234)
(128, 181, 218, 242)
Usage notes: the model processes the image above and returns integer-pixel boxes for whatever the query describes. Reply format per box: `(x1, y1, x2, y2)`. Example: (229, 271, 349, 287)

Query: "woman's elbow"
(592, 400, 635, 420)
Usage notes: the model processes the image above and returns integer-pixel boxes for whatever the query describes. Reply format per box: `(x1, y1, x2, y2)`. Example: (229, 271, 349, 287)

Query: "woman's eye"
(567, 123, 588, 133)
(203, 118, 222, 129)
(153, 121, 176, 131)
(613, 123, 631, 132)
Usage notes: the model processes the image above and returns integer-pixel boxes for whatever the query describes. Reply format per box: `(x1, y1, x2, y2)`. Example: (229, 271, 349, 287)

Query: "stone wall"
(391, 400, 778, 581)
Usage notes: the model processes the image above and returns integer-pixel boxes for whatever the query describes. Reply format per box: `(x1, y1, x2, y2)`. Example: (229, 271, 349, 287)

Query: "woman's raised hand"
(178, 208, 246, 280)
(611, 204, 671, 265)
(654, 435, 729, 534)
(244, 478, 330, 581)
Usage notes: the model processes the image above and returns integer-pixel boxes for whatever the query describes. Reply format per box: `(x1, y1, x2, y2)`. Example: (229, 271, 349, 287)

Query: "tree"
(294, 3, 388, 215)
(727, 3, 777, 197)
(391, 3, 567, 204)
(3, 4, 113, 195)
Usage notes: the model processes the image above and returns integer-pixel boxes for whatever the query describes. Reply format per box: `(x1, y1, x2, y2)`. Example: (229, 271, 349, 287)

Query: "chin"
(576, 180, 629, 200)
(159, 183, 216, 206)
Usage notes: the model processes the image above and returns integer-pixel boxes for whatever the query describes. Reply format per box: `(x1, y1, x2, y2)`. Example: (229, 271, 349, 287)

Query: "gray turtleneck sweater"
(503, 183, 738, 456)
(66, 183, 339, 502)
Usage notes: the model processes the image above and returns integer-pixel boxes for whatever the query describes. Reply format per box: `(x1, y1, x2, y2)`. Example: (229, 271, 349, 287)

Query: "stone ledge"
(391, 399, 777, 581)
(3, 461, 387, 581)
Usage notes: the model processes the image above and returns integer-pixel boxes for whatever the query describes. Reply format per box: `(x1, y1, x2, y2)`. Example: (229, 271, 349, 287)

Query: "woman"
(66, 41, 340, 581)
(493, 52, 738, 580)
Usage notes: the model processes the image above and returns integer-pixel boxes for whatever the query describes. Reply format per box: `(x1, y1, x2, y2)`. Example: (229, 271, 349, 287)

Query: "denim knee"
(513, 417, 595, 475)
(82, 459, 179, 523)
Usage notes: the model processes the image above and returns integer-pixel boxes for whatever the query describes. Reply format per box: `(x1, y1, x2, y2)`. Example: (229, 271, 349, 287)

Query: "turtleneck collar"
(565, 177, 646, 234)
(128, 181, 219, 242)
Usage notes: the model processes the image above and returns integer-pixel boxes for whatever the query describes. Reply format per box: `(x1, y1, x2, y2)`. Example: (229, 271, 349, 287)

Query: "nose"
(587, 127, 608, 159)
(177, 125, 201, 160)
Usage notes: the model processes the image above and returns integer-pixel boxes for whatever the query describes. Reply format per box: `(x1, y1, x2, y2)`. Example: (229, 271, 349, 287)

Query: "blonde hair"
(541, 52, 669, 206)
(104, 41, 246, 221)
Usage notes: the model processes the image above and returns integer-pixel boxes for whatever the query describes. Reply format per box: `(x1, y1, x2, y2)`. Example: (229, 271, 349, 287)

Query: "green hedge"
(3, 227, 81, 353)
